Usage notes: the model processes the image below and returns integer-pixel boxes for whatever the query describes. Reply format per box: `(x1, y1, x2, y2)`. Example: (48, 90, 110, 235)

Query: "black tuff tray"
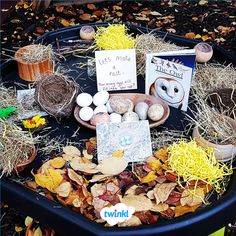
(1, 23, 236, 236)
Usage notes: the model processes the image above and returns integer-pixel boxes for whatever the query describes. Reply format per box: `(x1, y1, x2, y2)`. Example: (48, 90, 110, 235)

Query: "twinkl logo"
(100, 203, 135, 226)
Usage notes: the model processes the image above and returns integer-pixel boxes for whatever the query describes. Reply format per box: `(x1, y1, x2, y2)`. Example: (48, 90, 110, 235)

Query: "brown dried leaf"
(217, 26, 235, 36)
(56, 6, 64, 13)
(67, 168, 84, 185)
(121, 195, 153, 211)
(135, 16, 150, 21)
(150, 11, 162, 16)
(87, 3, 96, 10)
(71, 162, 99, 174)
(180, 188, 205, 207)
(106, 182, 120, 194)
(72, 198, 81, 208)
(80, 13, 93, 21)
(25, 181, 37, 190)
(151, 203, 169, 212)
(175, 204, 201, 217)
(153, 183, 177, 204)
(59, 18, 75, 27)
(92, 10, 106, 17)
(55, 182, 71, 197)
(118, 215, 142, 227)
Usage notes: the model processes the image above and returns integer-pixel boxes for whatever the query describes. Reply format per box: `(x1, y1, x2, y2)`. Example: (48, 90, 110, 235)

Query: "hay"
(0, 119, 36, 176)
(16, 44, 53, 64)
(135, 34, 183, 75)
(187, 97, 236, 145)
(35, 74, 79, 117)
(193, 63, 236, 99)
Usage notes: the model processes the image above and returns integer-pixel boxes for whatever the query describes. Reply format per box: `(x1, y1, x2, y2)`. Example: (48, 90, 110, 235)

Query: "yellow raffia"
(167, 140, 233, 193)
(94, 24, 136, 50)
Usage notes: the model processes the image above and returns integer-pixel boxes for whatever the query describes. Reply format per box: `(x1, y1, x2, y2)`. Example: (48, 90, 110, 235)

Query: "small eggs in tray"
(74, 92, 170, 130)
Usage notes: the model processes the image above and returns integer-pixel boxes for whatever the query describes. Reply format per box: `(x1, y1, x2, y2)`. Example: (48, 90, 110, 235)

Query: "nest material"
(35, 74, 79, 117)
(0, 119, 35, 176)
(206, 88, 236, 119)
(135, 34, 183, 75)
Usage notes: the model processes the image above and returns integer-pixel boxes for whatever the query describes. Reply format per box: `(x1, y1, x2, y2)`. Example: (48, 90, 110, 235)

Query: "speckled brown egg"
(109, 96, 130, 114)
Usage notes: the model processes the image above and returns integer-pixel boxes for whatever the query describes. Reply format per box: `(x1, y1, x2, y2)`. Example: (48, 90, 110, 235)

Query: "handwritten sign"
(95, 49, 137, 91)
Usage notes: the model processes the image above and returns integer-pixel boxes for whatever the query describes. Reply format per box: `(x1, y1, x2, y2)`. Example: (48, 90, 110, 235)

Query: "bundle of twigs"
(0, 119, 36, 176)
(35, 74, 79, 117)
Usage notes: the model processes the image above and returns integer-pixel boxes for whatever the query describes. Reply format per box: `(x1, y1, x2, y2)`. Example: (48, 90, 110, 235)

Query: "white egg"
(79, 107, 93, 121)
(110, 113, 122, 123)
(93, 91, 109, 106)
(106, 100, 113, 113)
(76, 93, 93, 107)
(94, 105, 108, 115)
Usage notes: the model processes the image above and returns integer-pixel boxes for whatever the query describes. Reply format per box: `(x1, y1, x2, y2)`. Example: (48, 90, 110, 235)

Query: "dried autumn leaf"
(192, 17, 198, 21)
(151, 203, 169, 212)
(34, 227, 43, 236)
(38, 160, 51, 174)
(59, 18, 75, 27)
(141, 171, 157, 183)
(153, 183, 177, 204)
(34, 168, 63, 192)
(91, 183, 106, 197)
(55, 182, 71, 197)
(15, 226, 23, 232)
(69, 157, 82, 170)
(67, 168, 84, 185)
(72, 198, 81, 208)
(147, 156, 162, 173)
(92, 10, 106, 17)
(89, 174, 110, 182)
(121, 195, 153, 211)
(150, 11, 162, 16)
(87, 3, 96, 10)
(97, 156, 128, 175)
(154, 148, 168, 163)
(25, 181, 37, 190)
(217, 26, 235, 36)
(135, 16, 150, 21)
(180, 188, 205, 206)
(175, 204, 201, 217)
(118, 215, 142, 227)
(106, 182, 120, 194)
(112, 149, 124, 158)
(25, 216, 33, 227)
(116, 12, 123, 17)
(195, 34, 202, 39)
(56, 6, 64, 13)
(63, 146, 81, 157)
(62, 154, 73, 161)
(50, 157, 65, 169)
(82, 150, 93, 159)
(201, 35, 209, 41)
(113, 5, 122, 11)
(146, 190, 154, 199)
(125, 185, 138, 196)
(72, 163, 99, 174)
(185, 32, 196, 39)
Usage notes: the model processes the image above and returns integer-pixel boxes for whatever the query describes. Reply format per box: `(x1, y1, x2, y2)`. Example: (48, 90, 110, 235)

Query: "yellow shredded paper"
(34, 168, 63, 192)
(168, 140, 233, 193)
(94, 24, 136, 50)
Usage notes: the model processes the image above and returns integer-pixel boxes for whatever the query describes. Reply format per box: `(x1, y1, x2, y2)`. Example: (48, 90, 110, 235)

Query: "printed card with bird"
(145, 49, 196, 111)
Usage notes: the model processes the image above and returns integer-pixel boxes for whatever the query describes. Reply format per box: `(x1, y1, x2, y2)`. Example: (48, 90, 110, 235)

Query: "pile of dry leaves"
(24, 138, 221, 227)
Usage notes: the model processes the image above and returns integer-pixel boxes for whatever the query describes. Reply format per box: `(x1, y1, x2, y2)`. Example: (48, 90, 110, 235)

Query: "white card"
(96, 121, 152, 163)
(95, 49, 137, 91)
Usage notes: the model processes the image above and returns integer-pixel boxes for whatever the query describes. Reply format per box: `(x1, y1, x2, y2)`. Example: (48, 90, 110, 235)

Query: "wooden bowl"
(15, 145, 37, 173)
(192, 116, 236, 162)
(15, 45, 53, 82)
(74, 93, 170, 130)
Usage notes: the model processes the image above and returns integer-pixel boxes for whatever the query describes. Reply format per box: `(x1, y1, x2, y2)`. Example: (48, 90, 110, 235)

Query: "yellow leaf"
(15, 226, 23, 232)
(60, 18, 75, 27)
(50, 157, 65, 169)
(154, 148, 168, 163)
(141, 171, 157, 183)
(192, 17, 198, 21)
(195, 34, 202, 39)
(113, 5, 122, 11)
(116, 12, 123, 17)
(112, 150, 124, 158)
(185, 32, 196, 39)
(34, 168, 63, 192)
(25, 216, 33, 227)
(147, 157, 162, 171)
(201, 35, 209, 41)
(34, 227, 43, 236)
